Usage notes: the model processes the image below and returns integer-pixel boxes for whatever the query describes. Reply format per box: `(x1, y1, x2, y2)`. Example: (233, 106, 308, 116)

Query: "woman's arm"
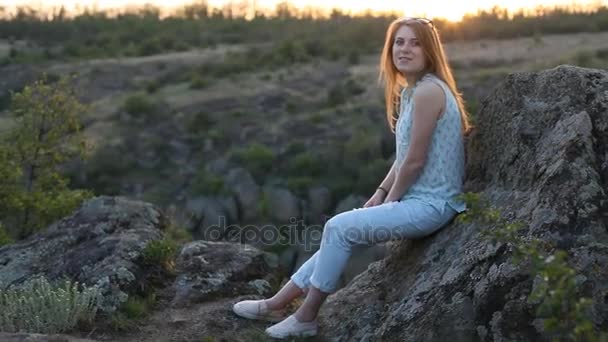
(378, 159, 397, 191)
(384, 81, 445, 202)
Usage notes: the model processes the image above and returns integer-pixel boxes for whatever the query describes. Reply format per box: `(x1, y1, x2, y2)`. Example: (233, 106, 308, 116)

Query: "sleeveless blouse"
(394, 73, 466, 214)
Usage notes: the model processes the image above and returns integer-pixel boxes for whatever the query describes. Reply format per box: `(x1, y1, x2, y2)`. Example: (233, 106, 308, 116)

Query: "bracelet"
(377, 187, 388, 195)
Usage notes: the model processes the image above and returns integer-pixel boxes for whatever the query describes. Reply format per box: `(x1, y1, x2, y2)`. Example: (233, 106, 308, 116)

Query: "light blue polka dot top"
(395, 73, 466, 214)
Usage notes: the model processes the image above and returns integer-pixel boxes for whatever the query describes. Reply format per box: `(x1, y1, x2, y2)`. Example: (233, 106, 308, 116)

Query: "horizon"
(1, 0, 606, 22)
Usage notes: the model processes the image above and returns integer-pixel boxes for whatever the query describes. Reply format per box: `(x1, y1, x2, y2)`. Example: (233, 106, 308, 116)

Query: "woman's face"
(392, 25, 426, 75)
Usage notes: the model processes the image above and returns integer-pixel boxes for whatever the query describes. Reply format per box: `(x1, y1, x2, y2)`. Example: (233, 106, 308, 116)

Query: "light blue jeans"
(290, 198, 457, 293)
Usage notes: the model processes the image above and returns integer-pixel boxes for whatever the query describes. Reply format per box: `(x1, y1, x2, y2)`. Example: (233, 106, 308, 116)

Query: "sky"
(1, 0, 606, 21)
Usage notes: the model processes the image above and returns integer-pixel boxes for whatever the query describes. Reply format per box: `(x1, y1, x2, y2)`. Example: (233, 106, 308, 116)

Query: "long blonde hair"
(378, 18, 471, 134)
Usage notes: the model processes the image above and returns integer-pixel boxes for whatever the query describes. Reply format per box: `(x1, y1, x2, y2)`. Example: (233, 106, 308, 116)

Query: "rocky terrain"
(0, 64, 606, 341)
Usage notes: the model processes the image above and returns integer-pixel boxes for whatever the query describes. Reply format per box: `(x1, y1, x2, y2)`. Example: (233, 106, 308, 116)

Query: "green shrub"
(190, 169, 226, 196)
(145, 80, 159, 94)
(123, 94, 157, 116)
(595, 48, 608, 60)
(573, 50, 594, 67)
(0, 223, 13, 247)
(0, 277, 102, 334)
(286, 176, 315, 197)
(189, 73, 209, 89)
(327, 83, 346, 107)
(288, 152, 325, 178)
(142, 238, 178, 272)
(120, 293, 156, 319)
(233, 143, 275, 181)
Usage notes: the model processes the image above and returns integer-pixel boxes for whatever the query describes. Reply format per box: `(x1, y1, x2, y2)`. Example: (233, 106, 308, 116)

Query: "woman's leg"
(263, 249, 320, 309)
(264, 280, 305, 310)
(294, 199, 456, 321)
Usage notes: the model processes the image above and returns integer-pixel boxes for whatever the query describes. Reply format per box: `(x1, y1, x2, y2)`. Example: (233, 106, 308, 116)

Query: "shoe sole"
(232, 306, 285, 323)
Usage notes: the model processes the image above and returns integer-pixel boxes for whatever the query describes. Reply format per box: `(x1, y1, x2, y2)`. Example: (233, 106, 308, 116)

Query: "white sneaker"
(232, 299, 285, 322)
(265, 314, 318, 339)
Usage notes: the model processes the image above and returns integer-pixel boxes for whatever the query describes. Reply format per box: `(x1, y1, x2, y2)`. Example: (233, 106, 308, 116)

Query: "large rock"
(306, 185, 333, 224)
(319, 66, 608, 341)
(224, 168, 260, 221)
(0, 196, 166, 313)
(170, 240, 281, 307)
(263, 186, 301, 223)
(185, 196, 235, 239)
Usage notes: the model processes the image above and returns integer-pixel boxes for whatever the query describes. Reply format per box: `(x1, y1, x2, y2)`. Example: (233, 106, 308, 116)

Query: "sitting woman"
(233, 16, 471, 339)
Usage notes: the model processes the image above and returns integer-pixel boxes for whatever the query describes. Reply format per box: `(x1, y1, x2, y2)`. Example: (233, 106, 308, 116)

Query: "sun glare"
(1, 0, 606, 21)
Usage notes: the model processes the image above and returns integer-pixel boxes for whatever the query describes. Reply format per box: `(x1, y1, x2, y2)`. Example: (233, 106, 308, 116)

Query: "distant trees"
(0, 76, 93, 242)
(0, 3, 606, 64)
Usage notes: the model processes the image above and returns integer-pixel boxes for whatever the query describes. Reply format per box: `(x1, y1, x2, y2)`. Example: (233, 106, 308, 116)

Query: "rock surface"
(0, 333, 96, 342)
(0, 196, 166, 313)
(170, 240, 280, 307)
(318, 65, 608, 341)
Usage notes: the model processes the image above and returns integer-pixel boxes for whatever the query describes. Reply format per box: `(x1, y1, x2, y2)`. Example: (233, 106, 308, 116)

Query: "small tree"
(0, 76, 93, 239)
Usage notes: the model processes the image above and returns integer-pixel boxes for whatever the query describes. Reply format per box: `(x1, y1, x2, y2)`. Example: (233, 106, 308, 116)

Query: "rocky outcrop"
(263, 186, 301, 223)
(171, 240, 280, 307)
(0, 196, 166, 313)
(319, 65, 608, 341)
(224, 168, 260, 222)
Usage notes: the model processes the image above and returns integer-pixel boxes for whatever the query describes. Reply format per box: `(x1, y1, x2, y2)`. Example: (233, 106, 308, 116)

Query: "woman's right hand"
(363, 189, 386, 208)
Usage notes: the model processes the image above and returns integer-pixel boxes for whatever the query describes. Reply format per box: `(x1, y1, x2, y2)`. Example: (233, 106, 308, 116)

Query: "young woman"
(232, 17, 471, 339)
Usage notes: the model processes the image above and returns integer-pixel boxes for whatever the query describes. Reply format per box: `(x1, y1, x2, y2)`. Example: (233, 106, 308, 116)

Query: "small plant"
(0, 222, 13, 247)
(286, 176, 315, 197)
(288, 152, 325, 178)
(142, 238, 178, 272)
(190, 169, 227, 196)
(120, 292, 156, 319)
(145, 80, 159, 94)
(233, 143, 275, 182)
(573, 50, 594, 68)
(123, 94, 157, 117)
(0, 276, 102, 334)
(190, 73, 208, 89)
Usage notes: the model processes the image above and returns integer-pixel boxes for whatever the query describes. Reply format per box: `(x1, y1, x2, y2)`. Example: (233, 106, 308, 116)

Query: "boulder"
(170, 240, 280, 307)
(307, 185, 333, 224)
(224, 168, 260, 221)
(319, 66, 608, 341)
(0, 196, 166, 313)
(263, 186, 301, 223)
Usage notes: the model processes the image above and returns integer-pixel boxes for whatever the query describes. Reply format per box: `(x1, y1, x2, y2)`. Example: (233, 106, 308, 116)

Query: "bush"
(120, 293, 156, 319)
(233, 143, 275, 181)
(142, 238, 178, 272)
(187, 111, 215, 133)
(288, 152, 325, 178)
(0, 277, 102, 334)
(123, 94, 157, 117)
(190, 169, 227, 196)
(0, 223, 14, 247)
(286, 176, 315, 197)
(573, 50, 594, 67)
(189, 73, 208, 89)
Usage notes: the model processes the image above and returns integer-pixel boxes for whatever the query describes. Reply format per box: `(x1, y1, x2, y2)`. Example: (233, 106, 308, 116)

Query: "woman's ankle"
(263, 298, 285, 311)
